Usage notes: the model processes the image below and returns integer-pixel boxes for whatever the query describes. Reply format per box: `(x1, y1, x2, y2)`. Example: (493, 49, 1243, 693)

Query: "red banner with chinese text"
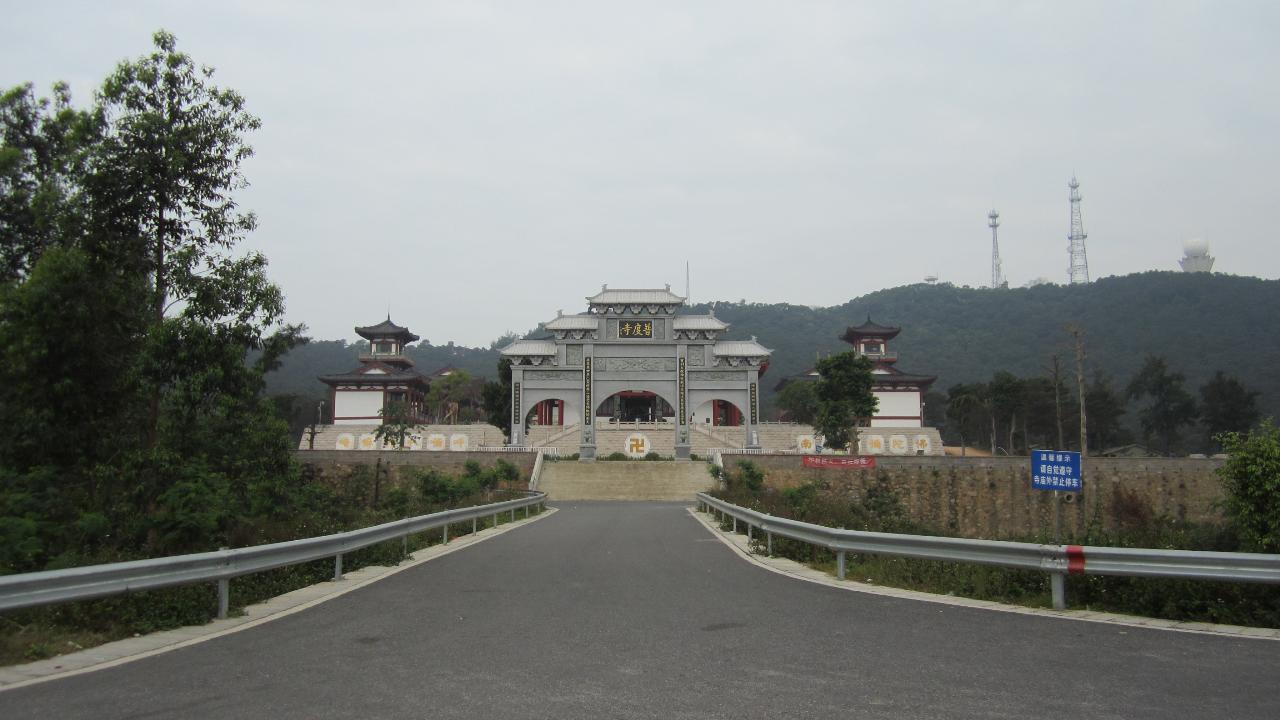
(802, 455, 876, 469)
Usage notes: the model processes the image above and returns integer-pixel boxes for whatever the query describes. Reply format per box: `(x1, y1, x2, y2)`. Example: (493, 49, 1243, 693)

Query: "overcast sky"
(5, 1, 1278, 346)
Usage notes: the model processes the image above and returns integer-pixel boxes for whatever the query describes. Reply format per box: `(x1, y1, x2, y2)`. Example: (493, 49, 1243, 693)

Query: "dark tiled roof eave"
(354, 318, 420, 343)
(841, 315, 901, 342)
(873, 371, 937, 387)
(319, 365, 431, 385)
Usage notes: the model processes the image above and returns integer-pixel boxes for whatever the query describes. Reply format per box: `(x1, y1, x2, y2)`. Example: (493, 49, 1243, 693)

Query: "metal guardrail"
(0, 492, 547, 619)
(475, 445, 559, 456)
(696, 493, 1280, 610)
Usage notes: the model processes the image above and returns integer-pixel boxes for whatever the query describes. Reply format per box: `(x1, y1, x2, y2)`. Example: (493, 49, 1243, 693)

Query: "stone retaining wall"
(723, 455, 1226, 540)
(296, 450, 537, 490)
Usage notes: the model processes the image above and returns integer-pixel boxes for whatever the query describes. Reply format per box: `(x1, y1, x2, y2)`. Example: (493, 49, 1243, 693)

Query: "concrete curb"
(688, 507, 1280, 641)
(0, 507, 559, 691)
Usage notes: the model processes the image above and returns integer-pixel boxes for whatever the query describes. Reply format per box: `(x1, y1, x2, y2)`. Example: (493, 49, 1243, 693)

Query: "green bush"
(1217, 420, 1280, 552)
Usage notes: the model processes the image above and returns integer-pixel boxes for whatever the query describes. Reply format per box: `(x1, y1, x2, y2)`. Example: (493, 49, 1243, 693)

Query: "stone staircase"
(690, 424, 744, 453)
(754, 423, 816, 452)
(527, 424, 581, 453)
(538, 460, 717, 501)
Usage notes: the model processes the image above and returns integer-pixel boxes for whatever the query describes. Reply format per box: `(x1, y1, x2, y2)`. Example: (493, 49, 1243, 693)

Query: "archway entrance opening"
(526, 399, 567, 428)
(712, 400, 744, 427)
(692, 398, 746, 427)
(597, 391, 675, 423)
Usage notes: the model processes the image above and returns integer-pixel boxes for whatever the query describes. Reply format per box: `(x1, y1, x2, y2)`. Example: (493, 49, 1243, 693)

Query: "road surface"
(3, 502, 1277, 719)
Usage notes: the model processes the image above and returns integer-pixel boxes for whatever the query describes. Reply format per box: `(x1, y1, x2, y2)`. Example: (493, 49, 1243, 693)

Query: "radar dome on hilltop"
(1183, 237, 1210, 258)
(1179, 238, 1215, 273)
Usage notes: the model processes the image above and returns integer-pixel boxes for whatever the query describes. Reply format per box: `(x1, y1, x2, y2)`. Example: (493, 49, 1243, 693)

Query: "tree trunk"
(146, 201, 166, 449)
(1072, 329, 1088, 457)
(1051, 356, 1065, 449)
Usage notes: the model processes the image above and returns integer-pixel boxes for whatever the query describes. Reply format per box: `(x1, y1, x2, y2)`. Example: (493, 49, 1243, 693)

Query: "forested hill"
(262, 340, 503, 400)
(692, 271, 1280, 419)
(266, 271, 1280, 421)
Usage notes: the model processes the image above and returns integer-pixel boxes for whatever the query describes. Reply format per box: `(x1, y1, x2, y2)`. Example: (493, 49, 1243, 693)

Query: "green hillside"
(267, 271, 1280, 428)
(690, 272, 1280, 419)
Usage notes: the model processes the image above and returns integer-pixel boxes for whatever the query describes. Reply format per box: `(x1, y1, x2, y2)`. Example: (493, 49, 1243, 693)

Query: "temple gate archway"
(500, 286, 771, 458)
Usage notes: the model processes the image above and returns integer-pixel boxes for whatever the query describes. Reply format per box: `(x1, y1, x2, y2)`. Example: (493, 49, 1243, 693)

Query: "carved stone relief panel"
(687, 346, 704, 366)
(566, 345, 583, 366)
(599, 357, 677, 372)
(524, 370, 578, 381)
(691, 370, 747, 382)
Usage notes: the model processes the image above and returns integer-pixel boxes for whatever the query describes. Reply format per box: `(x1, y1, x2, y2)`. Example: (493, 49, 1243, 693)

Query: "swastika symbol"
(629, 438, 646, 453)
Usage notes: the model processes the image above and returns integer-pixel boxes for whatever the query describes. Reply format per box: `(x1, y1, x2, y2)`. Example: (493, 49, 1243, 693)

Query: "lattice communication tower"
(988, 209, 1003, 288)
(1067, 176, 1089, 284)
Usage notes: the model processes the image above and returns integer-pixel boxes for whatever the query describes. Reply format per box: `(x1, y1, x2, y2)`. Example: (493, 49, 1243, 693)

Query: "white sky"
(5, 1, 1278, 346)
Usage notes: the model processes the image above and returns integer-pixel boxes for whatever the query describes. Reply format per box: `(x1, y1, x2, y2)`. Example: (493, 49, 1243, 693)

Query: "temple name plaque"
(619, 320, 653, 338)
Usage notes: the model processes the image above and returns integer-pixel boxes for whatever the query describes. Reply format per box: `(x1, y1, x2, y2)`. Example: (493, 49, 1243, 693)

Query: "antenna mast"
(988, 209, 1003, 288)
(1068, 176, 1090, 284)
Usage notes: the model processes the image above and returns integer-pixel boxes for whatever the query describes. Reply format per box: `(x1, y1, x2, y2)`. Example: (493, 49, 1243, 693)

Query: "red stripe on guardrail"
(1066, 545, 1086, 575)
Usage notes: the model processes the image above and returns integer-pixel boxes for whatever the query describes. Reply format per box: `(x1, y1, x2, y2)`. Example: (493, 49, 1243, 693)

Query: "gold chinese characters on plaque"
(619, 320, 653, 338)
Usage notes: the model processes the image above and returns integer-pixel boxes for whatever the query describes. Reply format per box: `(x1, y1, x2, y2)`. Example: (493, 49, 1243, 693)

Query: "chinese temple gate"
(499, 285, 771, 459)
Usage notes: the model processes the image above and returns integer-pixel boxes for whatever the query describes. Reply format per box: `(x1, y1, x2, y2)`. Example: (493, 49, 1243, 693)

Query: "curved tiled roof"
(841, 314, 900, 342)
(544, 313, 600, 331)
(355, 317, 420, 343)
(320, 362, 429, 386)
(673, 315, 729, 331)
(587, 285, 686, 306)
(712, 338, 772, 357)
(499, 339, 558, 356)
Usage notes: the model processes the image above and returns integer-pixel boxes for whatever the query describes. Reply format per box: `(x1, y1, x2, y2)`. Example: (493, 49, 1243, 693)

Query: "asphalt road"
(2, 502, 1278, 719)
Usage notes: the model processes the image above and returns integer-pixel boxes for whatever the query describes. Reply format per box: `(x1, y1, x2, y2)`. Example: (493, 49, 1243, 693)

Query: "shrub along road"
(3, 502, 1277, 719)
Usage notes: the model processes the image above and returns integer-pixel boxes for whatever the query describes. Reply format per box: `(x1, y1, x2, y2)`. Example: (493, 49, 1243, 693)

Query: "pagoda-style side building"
(840, 316, 936, 427)
(320, 317, 430, 425)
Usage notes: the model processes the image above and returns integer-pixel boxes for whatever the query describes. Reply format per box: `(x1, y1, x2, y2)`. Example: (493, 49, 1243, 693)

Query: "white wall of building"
(334, 390, 384, 425)
(871, 391, 922, 427)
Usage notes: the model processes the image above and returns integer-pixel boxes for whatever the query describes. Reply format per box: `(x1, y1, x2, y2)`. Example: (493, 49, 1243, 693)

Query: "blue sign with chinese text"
(1032, 450, 1082, 492)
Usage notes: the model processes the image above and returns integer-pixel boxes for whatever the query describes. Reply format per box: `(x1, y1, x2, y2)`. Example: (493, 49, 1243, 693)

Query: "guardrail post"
(402, 534, 408, 559)
(732, 517, 737, 533)
(1051, 572, 1067, 610)
(747, 523, 753, 552)
(217, 578, 229, 619)
(334, 553, 344, 581)
(511, 508, 516, 523)
(837, 550, 846, 581)
(493, 513, 499, 529)
(767, 531, 773, 556)
(473, 517, 478, 534)
(525, 505, 529, 519)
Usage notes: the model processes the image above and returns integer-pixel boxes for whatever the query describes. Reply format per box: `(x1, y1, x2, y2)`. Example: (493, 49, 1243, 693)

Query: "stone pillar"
(509, 366, 524, 446)
(579, 349, 596, 460)
(673, 344, 690, 460)
(745, 371, 761, 449)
